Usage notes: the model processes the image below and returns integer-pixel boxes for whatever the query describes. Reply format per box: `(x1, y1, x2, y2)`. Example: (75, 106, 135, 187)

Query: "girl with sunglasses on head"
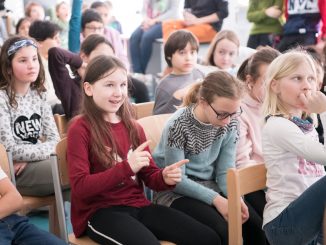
(0, 36, 60, 197)
(67, 55, 219, 244)
(153, 70, 267, 245)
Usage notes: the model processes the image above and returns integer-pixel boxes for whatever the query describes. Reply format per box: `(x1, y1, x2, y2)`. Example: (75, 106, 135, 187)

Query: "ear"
(245, 74, 253, 89)
(270, 79, 280, 94)
(83, 82, 93, 96)
(80, 52, 88, 63)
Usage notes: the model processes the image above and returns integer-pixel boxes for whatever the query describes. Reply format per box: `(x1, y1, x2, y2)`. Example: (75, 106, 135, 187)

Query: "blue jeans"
(129, 23, 162, 73)
(263, 175, 326, 245)
(0, 214, 66, 245)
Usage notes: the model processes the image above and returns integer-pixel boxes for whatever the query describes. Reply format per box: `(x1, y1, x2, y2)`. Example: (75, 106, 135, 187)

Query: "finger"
(16, 167, 24, 176)
(138, 157, 150, 163)
(137, 151, 152, 158)
(169, 159, 189, 169)
(135, 140, 151, 152)
(299, 93, 308, 105)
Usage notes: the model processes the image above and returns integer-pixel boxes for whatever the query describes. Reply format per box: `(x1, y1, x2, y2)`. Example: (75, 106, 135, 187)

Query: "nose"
(113, 86, 122, 96)
(220, 116, 231, 126)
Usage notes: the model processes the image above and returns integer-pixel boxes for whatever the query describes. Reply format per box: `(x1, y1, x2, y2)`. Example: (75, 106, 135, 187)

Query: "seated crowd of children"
(0, 0, 326, 244)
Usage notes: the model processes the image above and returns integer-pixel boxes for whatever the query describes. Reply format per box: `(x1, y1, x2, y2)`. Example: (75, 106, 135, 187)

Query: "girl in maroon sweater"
(67, 55, 219, 244)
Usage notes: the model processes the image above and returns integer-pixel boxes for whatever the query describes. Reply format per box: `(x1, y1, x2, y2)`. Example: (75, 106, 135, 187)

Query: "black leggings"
(86, 204, 219, 245)
(171, 196, 267, 245)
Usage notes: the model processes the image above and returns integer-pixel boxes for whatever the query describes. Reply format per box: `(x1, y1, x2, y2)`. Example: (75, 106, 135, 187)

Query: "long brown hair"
(0, 35, 45, 108)
(82, 55, 140, 167)
(182, 70, 244, 106)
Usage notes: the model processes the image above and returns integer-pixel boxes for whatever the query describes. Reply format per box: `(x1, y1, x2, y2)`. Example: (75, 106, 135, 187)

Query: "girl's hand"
(213, 195, 229, 221)
(13, 162, 28, 176)
(240, 198, 249, 224)
(77, 62, 87, 78)
(162, 159, 189, 185)
(299, 91, 326, 114)
(127, 141, 152, 174)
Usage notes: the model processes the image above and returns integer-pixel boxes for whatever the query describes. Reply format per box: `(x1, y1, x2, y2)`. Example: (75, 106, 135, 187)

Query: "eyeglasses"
(7, 39, 37, 56)
(209, 104, 242, 120)
(85, 26, 104, 32)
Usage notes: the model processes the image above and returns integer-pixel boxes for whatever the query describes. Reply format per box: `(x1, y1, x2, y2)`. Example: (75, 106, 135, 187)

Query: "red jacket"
(67, 116, 171, 237)
(319, 0, 326, 39)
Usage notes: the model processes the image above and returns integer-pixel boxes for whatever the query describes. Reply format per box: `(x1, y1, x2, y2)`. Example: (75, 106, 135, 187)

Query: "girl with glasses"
(153, 70, 266, 245)
(0, 36, 60, 197)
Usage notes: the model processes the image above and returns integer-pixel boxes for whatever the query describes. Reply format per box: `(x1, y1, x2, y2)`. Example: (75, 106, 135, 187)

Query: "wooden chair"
(0, 144, 59, 236)
(51, 138, 175, 245)
(137, 113, 172, 152)
(132, 101, 155, 119)
(54, 114, 68, 139)
(227, 163, 267, 245)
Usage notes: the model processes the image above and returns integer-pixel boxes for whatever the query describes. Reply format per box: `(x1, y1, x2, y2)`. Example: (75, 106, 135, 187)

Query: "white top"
(262, 112, 326, 226)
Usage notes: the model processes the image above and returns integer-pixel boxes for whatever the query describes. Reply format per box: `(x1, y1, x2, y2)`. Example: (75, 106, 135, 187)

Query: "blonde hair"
(203, 30, 240, 66)
(262, 50, 317, 120)
(182, 70, 244, 106)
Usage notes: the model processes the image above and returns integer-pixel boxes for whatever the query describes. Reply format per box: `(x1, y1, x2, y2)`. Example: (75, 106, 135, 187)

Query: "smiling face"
(171, 42, 198, 75)
(213, 38, 238, 70)
(84, 67, 128, 122)
(11, 45, 40, 87)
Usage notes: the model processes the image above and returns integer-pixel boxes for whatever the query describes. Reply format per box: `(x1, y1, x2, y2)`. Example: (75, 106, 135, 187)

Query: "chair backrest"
(0, 144, 15, 183)
(137, 114, 172, 152)
(51, 137, 69, 242)
(54, 114, 68, 139)
(132, 101, 155, 119)
(227, 163, 267, 245)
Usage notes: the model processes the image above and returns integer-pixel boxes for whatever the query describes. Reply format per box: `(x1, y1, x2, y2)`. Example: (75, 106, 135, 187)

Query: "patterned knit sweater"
(153, 105, 239, 205)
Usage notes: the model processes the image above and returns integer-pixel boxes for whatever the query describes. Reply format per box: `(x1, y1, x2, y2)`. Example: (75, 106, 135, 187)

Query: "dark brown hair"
(82, 55, 139, 167)
(0, 35, 45, 108)
(164, 30, 199, 67)
(81, 34, 115, 56)
(183, 70, 244, 106)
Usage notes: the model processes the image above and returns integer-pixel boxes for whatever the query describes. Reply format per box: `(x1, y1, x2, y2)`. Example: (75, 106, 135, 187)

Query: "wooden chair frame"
(132, 101, 155, 119)
(0, 144, 59, 236)
(227, 163, 267, 245)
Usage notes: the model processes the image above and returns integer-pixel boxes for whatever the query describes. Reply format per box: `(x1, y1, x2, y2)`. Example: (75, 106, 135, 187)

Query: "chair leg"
(49, 203, 60, 237)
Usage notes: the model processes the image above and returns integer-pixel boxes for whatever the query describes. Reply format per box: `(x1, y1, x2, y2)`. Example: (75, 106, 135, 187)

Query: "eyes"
(104, 82, 127, 88)
(218, 49, 235, 57)
(292, 75, 316, 83)
(177, 49, 197, 55)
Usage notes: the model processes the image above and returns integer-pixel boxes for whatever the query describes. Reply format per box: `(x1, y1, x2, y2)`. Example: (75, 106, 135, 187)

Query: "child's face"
(11, 46, 40, 85)
(29, 5, 45, 21)
(171, 42, 197, 75)
(213, 39, 238, 70)
(41, 33, 61, 54)
(272, 61, 317, 115)
(84, 68, 128, 122)
(248, 64, 268, 103)
(83, 21, 104, 38)
(203, 96, 242, 127)
(95, 6, 111, 25)
(56, 3, 70, 21)
(18, 20, 31, 38)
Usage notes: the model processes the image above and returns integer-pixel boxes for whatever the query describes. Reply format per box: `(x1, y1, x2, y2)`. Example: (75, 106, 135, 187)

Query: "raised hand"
(162, 159, 189, 185)
(127, 141, 152, 174)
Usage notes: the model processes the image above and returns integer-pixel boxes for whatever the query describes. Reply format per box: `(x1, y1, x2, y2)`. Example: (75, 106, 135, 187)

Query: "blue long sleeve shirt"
(153, 105, 239, 205)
